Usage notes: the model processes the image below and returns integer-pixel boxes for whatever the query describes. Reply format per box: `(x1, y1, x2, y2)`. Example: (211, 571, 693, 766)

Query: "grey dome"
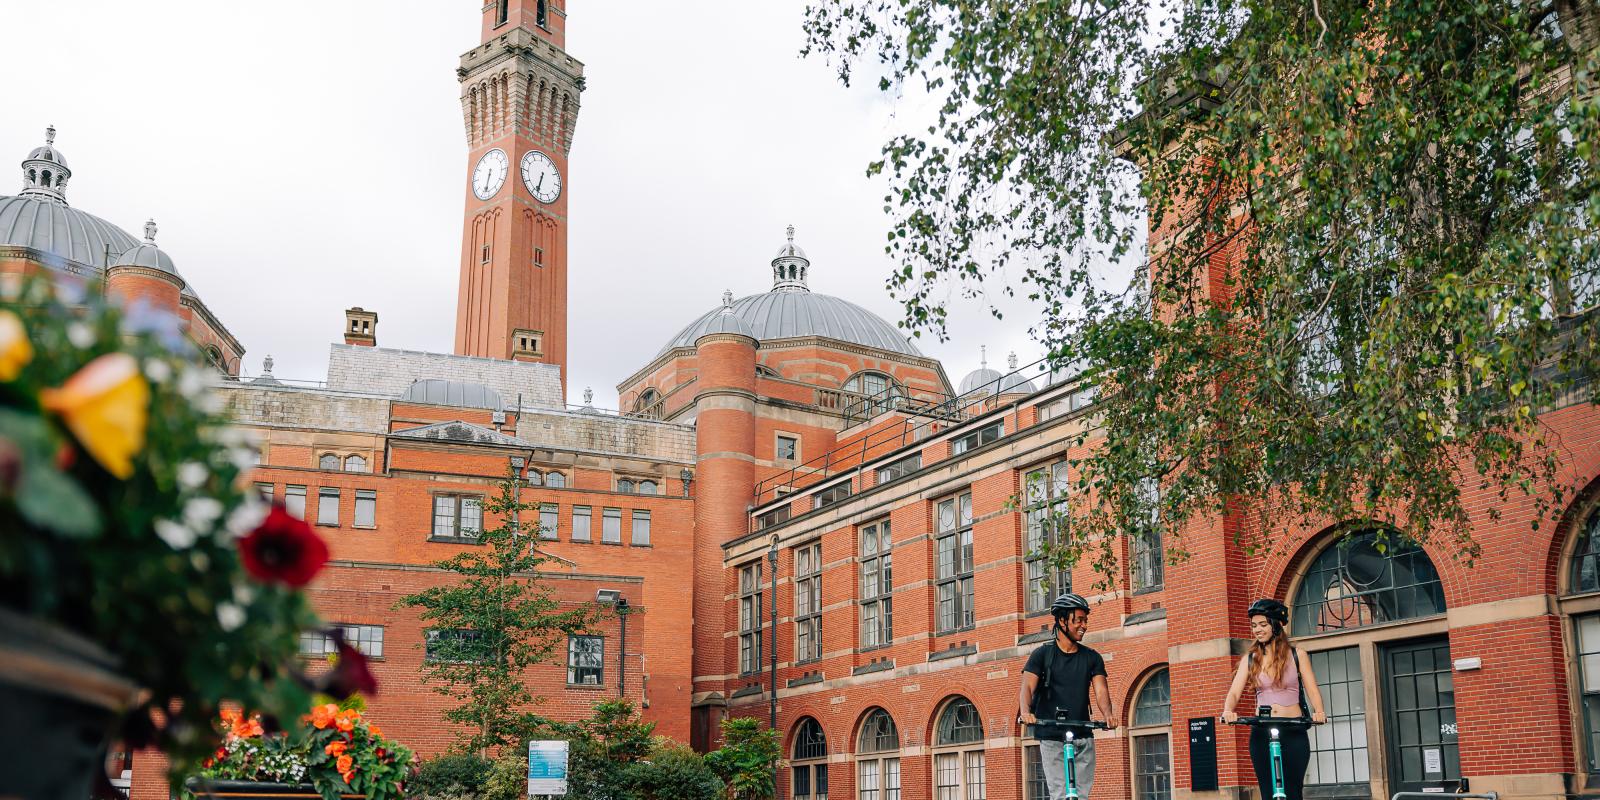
(26, 145, 67, 169)
(661, 292, 920, 356)
(111, 244, 179, 277)
(696, 303, 756, 341)
(399, 379, 505, 410)
(958, 367, 1003, 395)
(999, 373, 1039, 394)
(0, 195, 139, 268)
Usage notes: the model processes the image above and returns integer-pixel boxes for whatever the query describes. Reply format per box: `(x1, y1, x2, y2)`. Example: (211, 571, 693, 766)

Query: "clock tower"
(454, 0, 580, 395)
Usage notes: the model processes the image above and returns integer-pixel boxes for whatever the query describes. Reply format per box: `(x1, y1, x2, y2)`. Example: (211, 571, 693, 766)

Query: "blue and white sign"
(527, 740, 569, 796)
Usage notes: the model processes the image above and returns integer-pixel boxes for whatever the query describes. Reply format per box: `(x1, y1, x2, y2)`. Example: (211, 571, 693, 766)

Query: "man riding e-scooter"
(1018, 593, 1120, 800)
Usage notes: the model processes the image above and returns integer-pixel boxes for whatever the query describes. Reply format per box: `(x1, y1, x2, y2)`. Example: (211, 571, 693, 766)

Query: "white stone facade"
(326, 343, 564, 410)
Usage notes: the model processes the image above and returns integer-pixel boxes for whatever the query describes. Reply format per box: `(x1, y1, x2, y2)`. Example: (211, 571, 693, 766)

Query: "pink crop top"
(1255, 651, 1300, 708)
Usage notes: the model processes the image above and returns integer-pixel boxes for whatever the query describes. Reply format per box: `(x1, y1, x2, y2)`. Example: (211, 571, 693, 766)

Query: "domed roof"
(958, 367, 1003, 395)
(659, 227, 920, 356)
(26, 144, 67, 168)
(0, 195, 139, 267)
(399, 379, 505, 410)
(958, 349, 1039, 396)
(110, 220, 181, 279)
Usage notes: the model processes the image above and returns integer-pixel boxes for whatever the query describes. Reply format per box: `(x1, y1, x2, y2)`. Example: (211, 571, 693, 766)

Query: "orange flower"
(334, 710, 357, 733)
(368, 724, 383, 738)
(336, 754, 354, 774)
(0, 310, 34, 382)
(38, 353, 149, 479)
(309, 703, 338, 730)
(324, 740, 347, 757)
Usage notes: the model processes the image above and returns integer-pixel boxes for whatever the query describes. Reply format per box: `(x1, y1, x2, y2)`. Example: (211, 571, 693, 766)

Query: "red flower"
(315, 637, 379, 699)
(237, 506, 328, 587)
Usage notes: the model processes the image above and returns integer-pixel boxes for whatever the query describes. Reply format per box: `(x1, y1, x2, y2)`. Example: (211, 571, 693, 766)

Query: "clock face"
(520, 150, 562, 204)
(472, 148, 508, 200)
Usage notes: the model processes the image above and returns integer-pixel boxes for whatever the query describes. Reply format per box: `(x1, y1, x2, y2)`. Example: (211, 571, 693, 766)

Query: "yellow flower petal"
(0, 311, 33, 382)
(39, 353, 149, 479)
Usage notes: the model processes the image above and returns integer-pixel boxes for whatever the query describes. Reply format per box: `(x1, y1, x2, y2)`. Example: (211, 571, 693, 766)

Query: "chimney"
(344, 307, 378, 347)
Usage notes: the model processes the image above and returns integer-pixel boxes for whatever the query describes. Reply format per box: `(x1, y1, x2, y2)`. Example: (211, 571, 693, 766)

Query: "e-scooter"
(1037, 710, 1110, 800)
(1222, 708, 1323, 800)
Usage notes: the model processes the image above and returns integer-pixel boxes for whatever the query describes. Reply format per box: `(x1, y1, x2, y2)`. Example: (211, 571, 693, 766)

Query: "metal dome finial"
(980, 345, 988, 370)
(722, 289, 734, 311)
(1007, 351, 1019, 370)
(787, 224, 795, 244)
(44, 126, 56, 146)
(771, 226, 810, 292)
(262, 355, 275, 375)
(583, 387, 594, 406)
(143, 218, 158, 245)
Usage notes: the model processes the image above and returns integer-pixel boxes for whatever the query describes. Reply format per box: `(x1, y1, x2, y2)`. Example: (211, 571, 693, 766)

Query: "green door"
(1383, 638, 1459, 794)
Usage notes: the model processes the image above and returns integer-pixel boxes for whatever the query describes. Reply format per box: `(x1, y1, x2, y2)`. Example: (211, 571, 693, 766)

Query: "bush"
(407, 753, 492, 798)
(705, 717, 779, 800)
(625, 742, 722, 800)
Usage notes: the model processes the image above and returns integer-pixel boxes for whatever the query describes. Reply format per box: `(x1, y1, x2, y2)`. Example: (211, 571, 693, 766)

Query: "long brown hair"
(1246, 624, 1292, 690)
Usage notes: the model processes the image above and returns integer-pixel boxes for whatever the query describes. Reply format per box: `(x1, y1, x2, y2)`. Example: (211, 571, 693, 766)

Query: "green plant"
(397, 473, 603, 753)
(802, 0, 1600, 578)
(542, 699, 657, 800)
(705, 717, 779, 800)
(0, 280, 328, 773)
(625, 741, 722, 800)
(190, 704, 413, 800)
(408, 753, 493, 798)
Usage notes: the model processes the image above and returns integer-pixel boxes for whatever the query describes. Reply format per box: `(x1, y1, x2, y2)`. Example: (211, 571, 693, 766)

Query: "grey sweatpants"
(1040, 737, 1097, 800)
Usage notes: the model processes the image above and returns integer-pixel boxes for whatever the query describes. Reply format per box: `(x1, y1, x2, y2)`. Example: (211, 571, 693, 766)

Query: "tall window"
(285, 485, 306, 520)
(567, 635, 603, 686)
(1131, 477, 1164, 592)
(1023, 463, 1070, 613)
(951, 422, 1002, 455)
(1024, 746, 1049, 800)
(739, 562, 764, 674)
(354, 490, 377, 528)
(791, 718, 829, 800)
(494, 0, 508, 26)
(1290, 529, 1445, 635)
(860, 520, 893, 649)
(433, 494, 483, 540)
(319, 453, 338, 470)
(933, 698, 985, 800)
(936, 494, 975, 632)
(602, 508, 622, 544)
(1571, 506, 1600, 593)
(300, 624, 384, 658)
(795, 542, 822, 662)
(632, 510, 651, 546)
(857, 709, 900, 800)
(535, 0, 548, 27)
(1130, 669, 1173, 800)
(540, 503, 559, 540)
(317, 488, 340, 526)
(343, 455, 367, 473)
(1305, 647, 1370, 788)
(572, 506, 592, 542)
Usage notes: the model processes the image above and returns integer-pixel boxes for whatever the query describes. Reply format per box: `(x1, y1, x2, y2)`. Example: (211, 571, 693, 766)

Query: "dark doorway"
(1382, 638, 1459, 794)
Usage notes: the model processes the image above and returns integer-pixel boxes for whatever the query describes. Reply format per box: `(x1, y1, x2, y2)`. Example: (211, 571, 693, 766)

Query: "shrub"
(408, 753, 493, 798)
(625, 742, 721, 800)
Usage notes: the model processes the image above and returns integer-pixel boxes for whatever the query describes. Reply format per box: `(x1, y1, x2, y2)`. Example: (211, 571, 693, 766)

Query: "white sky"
(0, 0, 1054, 408)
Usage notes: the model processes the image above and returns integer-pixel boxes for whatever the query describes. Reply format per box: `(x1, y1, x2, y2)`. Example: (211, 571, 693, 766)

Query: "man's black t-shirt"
(1023, 642, 1107, 741)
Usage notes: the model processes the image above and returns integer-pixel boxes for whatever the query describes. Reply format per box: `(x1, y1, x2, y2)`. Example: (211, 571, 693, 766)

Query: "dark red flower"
(315, 634, 379, 699)
(238, 506, 328, 587)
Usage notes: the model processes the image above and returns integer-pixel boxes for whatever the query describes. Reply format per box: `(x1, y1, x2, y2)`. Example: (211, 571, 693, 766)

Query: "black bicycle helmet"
(1246, 598, 1289, 625)
(1051, 593, 1091, 618)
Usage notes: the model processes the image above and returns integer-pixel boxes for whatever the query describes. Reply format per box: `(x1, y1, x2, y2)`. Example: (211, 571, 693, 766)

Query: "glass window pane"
(540, 504, 559, 540)
(602, 508, 622, 543)
(632, 510, 651, 546)
(317, 488, 339, 526)
(354, 490, 376, 527)
(461, 498, 481, 534)
(572, 506, 591, 541)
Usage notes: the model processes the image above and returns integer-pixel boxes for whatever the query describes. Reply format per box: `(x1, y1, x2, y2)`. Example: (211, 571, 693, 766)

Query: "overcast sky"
(0, 1, 1055, 408)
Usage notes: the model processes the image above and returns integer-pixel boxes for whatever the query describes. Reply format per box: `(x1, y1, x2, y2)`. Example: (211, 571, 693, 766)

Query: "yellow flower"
(39, 353, 149, 479)
(0, 311, 33, 381)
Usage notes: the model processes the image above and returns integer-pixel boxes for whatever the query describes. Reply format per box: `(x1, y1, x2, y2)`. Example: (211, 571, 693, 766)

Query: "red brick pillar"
(105, 266, 183, 319)
(689, 322, 759, 749)
(128, 746, 171, 800)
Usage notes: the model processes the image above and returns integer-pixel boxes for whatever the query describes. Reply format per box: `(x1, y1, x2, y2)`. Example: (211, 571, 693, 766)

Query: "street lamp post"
(767, 533, 779, 795)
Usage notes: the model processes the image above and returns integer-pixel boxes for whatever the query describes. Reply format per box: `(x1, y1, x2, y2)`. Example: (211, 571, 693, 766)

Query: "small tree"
(625, 742, 722, 800)
(397, 472, 602, 753)
(705, 717, 780, 800)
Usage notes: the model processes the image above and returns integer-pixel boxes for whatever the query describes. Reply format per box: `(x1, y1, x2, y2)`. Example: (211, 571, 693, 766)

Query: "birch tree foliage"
(803, 0, 1600, 580)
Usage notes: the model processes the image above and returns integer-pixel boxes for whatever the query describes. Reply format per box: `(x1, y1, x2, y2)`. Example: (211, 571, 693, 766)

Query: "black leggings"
(1248, 726, 1310, 800)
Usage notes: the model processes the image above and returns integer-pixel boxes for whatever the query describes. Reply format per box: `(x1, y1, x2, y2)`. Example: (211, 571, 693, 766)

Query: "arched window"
(756, 364, 781, 379)
(633, 389, 662, 420)
(791, 717, 828, 800)
(857, 709, 900, 800)
(546, 472, 566, 488)
(1130, 668, 1173, 800)
(1290, 529, 1445, 636)
(41, 170, 52, 186)
(26, 169, 36, 186)
(527, 471, 544, 487)
(844, 371, 904, 416)
(1570, 506, 1600, 594)
(933, 697, 984, 800)
(206, 346, 225, 371)
(618, 479, 635, 494)
(637, 480, 657, 496)
(1566, 504, 1600, 777)
(319, 454, 339, 470)
(343, 455, 367, 473)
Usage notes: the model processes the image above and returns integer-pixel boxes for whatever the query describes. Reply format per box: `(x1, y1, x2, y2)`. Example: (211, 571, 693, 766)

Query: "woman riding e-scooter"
(1221, 598, 1328, 800)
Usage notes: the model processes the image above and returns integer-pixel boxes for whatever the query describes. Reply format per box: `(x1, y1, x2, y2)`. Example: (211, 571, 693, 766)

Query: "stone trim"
(1124, 608, 1168, 626)
(787, 672, 824, 689)
(928, 644, 978, 663)
(852, 660, 895, 676)
(730, 683, 765, 699)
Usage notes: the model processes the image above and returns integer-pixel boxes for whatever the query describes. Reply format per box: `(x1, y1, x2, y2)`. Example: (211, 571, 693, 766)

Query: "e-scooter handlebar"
(1222, 716, 1324, 728)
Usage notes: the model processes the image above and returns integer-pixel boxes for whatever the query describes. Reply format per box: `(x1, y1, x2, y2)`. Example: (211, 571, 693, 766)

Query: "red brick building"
(14, 2, 1593, 800)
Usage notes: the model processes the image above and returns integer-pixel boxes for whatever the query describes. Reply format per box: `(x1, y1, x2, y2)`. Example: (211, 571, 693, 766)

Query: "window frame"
(431, 493, 484, 542)
(601, 507, 622, 544)
(285, 485, 307, 520)
(1289, 529, 1446, 636)
(857, 708, 901, 800)
(319, 453, 339, 470)
(935, 493, 976, 633)
(572, 505, 592, 542)
(1128, 667, 1173, 800)
(951, 422, 1003, 456)
(932, 697, 986, 800)
(299, 623, 385, 660)
(814, 480, 852, 510)
(343, 454, 367, 473)
(316, 487, 340, 527)
(424, 628, 490, 664)
(567, 634, 604, 687)
(777, 434, 801, 462)
(1130, 477, 1165, 593)
(739, 561, 764, 675)
(876, 453, 921, 485)
(795, 542, 823, 663)
(539, 503, 559, 541)
(859, 520, 893, 650)
(791, 717, 829, 800)
(354, 489, 377, 529)
(631, 509, 651, 546)
(1023, 462, 1071, 615)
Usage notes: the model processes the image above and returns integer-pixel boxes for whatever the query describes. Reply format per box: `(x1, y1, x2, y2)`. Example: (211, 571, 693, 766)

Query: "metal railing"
(751, 354, 1081, 508)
